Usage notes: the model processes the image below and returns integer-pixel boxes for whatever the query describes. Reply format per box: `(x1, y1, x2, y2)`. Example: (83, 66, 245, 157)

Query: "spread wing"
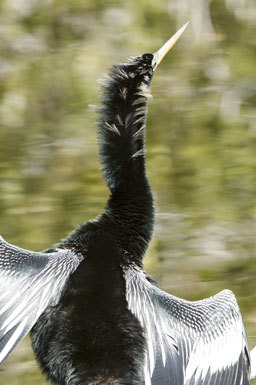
(125, 267, 250, 385)
(0, 236, 83, 364)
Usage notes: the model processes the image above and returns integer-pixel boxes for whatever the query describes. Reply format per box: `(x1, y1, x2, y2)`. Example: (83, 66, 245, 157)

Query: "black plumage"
(0, 25, 255, 385)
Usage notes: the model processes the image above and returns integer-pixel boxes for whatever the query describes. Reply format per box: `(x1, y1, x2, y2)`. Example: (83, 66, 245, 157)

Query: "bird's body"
(0, 25, 255, 384)
(31, 54, 155, 385)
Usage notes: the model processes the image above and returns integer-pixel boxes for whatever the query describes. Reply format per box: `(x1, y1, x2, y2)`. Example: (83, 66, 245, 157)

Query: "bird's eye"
(152, 58, 157, 71)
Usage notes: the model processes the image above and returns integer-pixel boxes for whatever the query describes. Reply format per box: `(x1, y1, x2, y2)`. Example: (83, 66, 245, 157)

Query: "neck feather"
(98, 57, 155, 263)
(99, 57, 153, 190)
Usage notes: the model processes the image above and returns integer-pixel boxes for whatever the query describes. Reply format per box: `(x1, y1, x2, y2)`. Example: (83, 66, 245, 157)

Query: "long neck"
(98, 57, 155, 263)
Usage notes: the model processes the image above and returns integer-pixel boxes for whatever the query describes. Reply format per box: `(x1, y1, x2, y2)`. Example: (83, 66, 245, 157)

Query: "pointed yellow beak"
(152, 22, 189, 70)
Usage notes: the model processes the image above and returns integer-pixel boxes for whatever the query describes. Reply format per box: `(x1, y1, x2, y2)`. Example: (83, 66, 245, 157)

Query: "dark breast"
(30, 234, 145, 385)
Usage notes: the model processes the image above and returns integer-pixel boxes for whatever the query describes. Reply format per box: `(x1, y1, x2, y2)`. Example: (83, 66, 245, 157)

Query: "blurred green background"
(0, 0, 256, 383)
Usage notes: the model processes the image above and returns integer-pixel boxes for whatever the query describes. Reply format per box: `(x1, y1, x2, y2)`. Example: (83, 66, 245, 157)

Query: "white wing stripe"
(0, 318, 27, 362)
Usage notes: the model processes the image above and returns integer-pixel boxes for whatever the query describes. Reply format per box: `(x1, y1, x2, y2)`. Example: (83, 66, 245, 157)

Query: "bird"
(0, 22, 255, 385)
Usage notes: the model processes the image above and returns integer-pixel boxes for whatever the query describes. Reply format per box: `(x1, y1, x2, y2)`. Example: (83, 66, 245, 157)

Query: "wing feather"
(0, 236, 83, 364)
(124, 267, 250, 385)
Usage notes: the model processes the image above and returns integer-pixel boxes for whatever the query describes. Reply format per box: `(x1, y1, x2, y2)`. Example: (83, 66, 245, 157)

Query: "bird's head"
(122, 22, 189, 83)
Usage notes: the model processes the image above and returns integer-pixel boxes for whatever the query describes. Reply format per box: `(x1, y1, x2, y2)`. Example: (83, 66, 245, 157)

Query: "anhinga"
(0, 23, 255, 385)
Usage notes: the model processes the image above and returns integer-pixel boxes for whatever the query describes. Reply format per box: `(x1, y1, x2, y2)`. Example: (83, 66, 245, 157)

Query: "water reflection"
(0, 0, 256, 383)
